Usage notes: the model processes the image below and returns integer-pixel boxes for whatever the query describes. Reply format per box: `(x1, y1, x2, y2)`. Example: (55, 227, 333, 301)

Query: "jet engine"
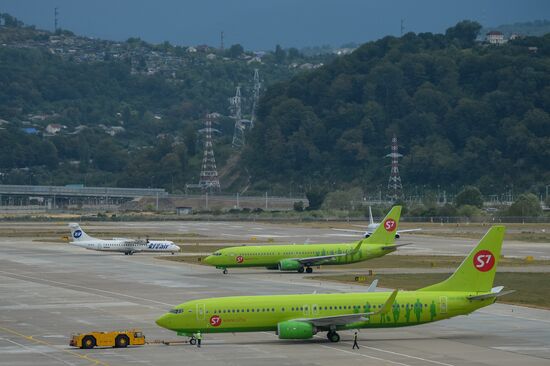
(277, 321, 316, 339)
(278, 259, 302, 271)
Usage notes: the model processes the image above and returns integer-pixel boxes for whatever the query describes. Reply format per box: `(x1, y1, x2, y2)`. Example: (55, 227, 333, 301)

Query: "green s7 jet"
(157, 226, 510, 343)
(204, 206, 408, 274)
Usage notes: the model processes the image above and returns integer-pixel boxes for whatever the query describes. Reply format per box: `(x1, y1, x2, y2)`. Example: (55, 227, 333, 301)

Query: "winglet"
(366, 279, 378, 292)
(373, 289, 398, 315)
(351, 240, 363, 253)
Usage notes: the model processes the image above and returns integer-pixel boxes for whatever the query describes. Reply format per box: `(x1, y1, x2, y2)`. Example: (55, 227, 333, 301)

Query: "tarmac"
(0, 222, 549, 365)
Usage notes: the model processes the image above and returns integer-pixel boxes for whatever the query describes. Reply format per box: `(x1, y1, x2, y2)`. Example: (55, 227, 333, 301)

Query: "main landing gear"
(297, 267, 313, 274)
(189, 337, 197, 345)
(222, 268, 228, 274)
(327, 331, 340, 343)
(124, 252, 134, 256)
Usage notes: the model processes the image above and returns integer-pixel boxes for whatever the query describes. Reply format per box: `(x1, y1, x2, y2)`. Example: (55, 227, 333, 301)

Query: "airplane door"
(303, 304, 310, 317)
(196, 303, 206, 320)
(439, 296, 448, 314)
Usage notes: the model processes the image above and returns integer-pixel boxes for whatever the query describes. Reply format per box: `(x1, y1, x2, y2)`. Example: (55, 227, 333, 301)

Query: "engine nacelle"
(277, 321, 315, 339)
(278, 259, 302, 271)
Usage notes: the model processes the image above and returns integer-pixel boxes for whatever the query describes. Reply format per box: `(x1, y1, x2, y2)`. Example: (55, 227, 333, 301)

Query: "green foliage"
(445, 20, 482, 48)
(245, 21, 550, 194)
(455, 186, 483, 208)
(507, 193, 543, 217)
(321, 188, 363, 210)
(305, 187, 328, 210)
(456, 204, 483, 218)
(293, 200, 304, 212)
(226, 44, 244, 59)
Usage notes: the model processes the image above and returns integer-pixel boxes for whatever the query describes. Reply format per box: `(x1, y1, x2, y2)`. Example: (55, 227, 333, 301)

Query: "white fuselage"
(70, 238, 179, 254)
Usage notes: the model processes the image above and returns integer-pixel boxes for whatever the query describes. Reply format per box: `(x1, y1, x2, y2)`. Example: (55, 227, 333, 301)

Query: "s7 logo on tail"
(473, 250, 495, 272)
(383, 219, 397, 232)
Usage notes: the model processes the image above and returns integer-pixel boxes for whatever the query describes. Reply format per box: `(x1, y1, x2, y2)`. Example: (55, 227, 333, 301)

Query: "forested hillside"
(0, 14, 330, 191)
(244, 21, 550, 196)
(1, 17, 549, 197)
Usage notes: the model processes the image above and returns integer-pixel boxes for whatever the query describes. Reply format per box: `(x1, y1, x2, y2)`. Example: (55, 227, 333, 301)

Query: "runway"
(1, 225, 550, 366)
(2, 220, 548, 258)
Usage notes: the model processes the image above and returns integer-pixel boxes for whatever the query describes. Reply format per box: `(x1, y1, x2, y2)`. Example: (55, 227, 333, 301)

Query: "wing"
(296, 253, 349, 266)
(296, 241, 363, 266)
(295, 290, 398, 327)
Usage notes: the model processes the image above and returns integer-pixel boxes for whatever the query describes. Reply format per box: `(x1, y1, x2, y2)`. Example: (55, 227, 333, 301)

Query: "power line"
(386, 134, 403, 201)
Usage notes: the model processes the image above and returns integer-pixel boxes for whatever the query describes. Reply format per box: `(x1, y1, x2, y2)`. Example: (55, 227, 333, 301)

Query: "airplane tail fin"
(419, 226, 505, 293)
(68, 223, 93, 242)
(362, 206, 401, 245)
(368, 206, 374, 225)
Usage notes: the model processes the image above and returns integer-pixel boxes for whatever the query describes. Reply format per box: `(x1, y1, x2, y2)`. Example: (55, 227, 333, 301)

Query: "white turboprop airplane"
(68, 223, 180, 255)
(333, 206, 421, 239)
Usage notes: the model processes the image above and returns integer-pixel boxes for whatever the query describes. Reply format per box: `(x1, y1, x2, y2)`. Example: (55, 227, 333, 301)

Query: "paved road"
(0, 233, 549, 366)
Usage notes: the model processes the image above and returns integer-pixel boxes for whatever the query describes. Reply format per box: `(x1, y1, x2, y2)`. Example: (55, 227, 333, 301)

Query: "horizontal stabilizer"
(381, 243, 412, 250)
(468, 286, 515, 300)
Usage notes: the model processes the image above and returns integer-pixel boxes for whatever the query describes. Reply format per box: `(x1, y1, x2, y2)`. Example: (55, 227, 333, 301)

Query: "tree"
(227, 44, 244, 59)
(274, 44, 286, 63)
(305, 187, 327, 210)
(445, 20, 482, 47)
(455, 186, 483, 208)
(507, 193, 542, 217)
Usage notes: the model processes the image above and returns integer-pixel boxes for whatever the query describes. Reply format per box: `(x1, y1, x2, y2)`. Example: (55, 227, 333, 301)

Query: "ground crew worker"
(195, 331, 202, 348)
(352, 331, 359, 349)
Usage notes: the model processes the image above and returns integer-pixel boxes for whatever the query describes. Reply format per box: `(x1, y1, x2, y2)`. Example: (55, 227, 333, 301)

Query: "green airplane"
(204, 206, 407, 274)
(156, 226, 510, 343)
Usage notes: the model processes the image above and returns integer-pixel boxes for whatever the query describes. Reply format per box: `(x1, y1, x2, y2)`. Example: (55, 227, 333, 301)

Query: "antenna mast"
(54, 7, 59, 32)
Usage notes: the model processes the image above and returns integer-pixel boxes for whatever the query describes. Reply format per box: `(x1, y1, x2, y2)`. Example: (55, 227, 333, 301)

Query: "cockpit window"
(213, 252, 222, 256)
(169, 308, 184, 314)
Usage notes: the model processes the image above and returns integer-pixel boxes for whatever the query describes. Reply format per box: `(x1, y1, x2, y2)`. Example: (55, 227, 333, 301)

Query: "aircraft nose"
(156, 314, 171, 329)
(204, 255, 213, 264)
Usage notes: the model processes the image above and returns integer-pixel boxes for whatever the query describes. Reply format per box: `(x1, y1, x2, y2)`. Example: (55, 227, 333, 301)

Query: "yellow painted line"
(0, 324, 110, 366)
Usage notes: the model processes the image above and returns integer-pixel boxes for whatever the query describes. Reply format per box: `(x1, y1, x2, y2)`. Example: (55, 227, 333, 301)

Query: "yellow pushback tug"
(70, 329, 145, 349)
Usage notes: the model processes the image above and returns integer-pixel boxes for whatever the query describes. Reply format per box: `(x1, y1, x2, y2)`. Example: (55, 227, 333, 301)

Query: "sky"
(1, 0, 548, 50)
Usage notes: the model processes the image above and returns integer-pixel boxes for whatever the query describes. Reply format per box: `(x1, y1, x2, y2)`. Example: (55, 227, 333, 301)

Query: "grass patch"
(307, 272, 550, 309)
